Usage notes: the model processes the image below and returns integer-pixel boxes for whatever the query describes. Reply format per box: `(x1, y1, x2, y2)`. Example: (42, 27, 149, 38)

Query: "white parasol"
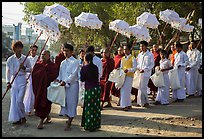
(109, 19, 131, 38)
(129, 24, 151, 42)
(43, 3, 73, 29)
(171, 17, 194, 32)
(28, 14, 61, 41)
(74, 12, 103, 29)
(159, 9, 180, 24)
(137, 12, 160, 29)
(108, 19, 131, 50)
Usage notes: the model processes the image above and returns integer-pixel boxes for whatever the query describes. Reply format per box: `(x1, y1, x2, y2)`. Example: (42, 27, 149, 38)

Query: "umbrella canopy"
(159, 9, 180, 24)
(43, 3, 73, 29)
(74, 12, 103, 29)
(109, 19, 131, 38)
(129, 24, 151, 42)
(28, 14, 60, 41)
(171, 17, 194, 32)
(137, 12, 160, 29)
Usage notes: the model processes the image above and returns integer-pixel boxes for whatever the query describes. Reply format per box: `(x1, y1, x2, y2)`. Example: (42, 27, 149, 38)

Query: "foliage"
(21, 2, 202, 54)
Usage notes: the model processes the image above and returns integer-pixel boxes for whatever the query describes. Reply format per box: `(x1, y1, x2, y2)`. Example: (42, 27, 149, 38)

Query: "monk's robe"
(32, 59, 58, 119)
(100, 57, 115, 102)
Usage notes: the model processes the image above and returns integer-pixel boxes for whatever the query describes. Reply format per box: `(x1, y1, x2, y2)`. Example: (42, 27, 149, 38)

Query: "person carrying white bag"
(172, 41, 189, 102)
(154, 50, 173, 105)
(135, 41, 154, 107)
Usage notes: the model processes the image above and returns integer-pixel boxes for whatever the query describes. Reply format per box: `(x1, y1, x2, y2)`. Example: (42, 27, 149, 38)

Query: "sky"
(2, 2, 47, 39)
(2, 2, 28, 27)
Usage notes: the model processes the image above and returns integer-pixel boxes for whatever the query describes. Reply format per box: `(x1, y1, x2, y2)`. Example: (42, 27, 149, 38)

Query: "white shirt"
(137, 50, 154, 77)
(174, 51, 189, 69)
(6, 54, 32, 83)
(186, 49, 201, 69)
(57, 56, 79, 85)
(93, 55, 103, 79)
(120, 54, 137, 73)
(160, 58, 172, 74)
(27, 55, 38, 68)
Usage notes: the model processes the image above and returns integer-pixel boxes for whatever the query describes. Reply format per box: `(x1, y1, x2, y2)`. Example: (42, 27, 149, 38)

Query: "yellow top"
(122, 55, 134, 77)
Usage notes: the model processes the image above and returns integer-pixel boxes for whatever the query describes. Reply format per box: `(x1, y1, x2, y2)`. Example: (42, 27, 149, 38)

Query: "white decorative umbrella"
(109, 19, 131, 50)
(74, 12, 103, 29)
(159, 9, 180, 24)
(109, 19, 131, 38)
(28, 14, 61, 41)
(43, 3, 73, 29)
(129, 24, 151, 42)
(171, 17, 194, 32)
(137, 12, 160, 29)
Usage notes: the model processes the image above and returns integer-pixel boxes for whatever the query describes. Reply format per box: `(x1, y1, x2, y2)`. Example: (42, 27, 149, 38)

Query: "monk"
(32, 50, 58, 129)
(110, 46, 124, 105)
(100, 48, 115, 109)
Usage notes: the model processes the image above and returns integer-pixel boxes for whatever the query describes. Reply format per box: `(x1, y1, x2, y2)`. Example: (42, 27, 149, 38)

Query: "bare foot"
(64, 122, 71, 131)
(43, 116, 51, 124)
(37, 123, 44, 129)
(21, 117, 27, 124)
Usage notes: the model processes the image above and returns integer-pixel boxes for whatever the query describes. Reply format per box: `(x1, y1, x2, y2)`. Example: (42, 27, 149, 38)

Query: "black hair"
(85, 53, 93, 64)
(175, 41, 182, 49)
(12, 41, 23, 52)
(79, 49, 85, 53)
(140, 41, 148, 47)
(32, 45, 38, 49)
(86, 45, 95, 53)
(160, 49, 167, 58)
(63, 43, 74, 51)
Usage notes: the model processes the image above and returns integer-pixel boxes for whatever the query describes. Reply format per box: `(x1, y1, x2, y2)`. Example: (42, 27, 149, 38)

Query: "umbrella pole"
(109, 32, 119, 51)
(2, 31, 43, 101)
(156, 28, 162, 45)
(164, 30, 180, 51)
(26, 36, 50, 82)
(196, 38, 202, 49)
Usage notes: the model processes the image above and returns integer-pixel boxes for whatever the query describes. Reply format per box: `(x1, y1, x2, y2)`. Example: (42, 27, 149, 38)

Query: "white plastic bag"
(47, 82, 66, 107)
(108, 69, 117, 82)
(132, 70, 141, 89)
(150, 70, 165, 87)
(78, 81, 85, 107)
(115, 70, 126, 89)
(168, 68, 181, 90)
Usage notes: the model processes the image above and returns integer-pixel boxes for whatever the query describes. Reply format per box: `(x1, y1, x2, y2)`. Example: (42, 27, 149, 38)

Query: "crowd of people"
(5, 39, 202, 132)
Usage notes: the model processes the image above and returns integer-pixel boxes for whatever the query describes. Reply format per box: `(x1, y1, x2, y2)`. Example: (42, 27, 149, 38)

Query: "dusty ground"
(1, 62, 202, 137)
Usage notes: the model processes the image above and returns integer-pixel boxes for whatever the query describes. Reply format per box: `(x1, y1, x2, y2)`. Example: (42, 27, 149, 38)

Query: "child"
(154, 50, 173, 105)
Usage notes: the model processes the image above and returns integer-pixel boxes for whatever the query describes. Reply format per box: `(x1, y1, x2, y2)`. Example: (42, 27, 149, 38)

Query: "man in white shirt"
(6, 41, 32, 124)
(186, 41, 201, 97)
(23, 45, 38, 116)
(136, 41, 154, 107)
(173, 41, 189, 102)
(120, 44, 137, 111)
(85, 45, 102, 81)
(55, 43, 80, 131)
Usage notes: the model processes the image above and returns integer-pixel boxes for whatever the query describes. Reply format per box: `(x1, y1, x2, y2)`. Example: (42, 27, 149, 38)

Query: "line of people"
(6, 40, 202, 132)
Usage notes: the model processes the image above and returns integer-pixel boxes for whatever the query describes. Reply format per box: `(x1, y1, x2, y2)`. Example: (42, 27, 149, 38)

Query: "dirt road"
(1, 62, 202, 137)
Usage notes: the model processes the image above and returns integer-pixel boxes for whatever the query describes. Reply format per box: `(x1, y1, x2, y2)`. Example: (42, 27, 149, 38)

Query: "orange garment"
(171, 50, 177, 66)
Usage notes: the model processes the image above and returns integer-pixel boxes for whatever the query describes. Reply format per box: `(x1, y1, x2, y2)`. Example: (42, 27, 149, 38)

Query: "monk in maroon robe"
(32, 50, 58, 129)
(110, 46, 124, 105)
(148, 44, 161, 100)
(100, 48, 115, 109)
